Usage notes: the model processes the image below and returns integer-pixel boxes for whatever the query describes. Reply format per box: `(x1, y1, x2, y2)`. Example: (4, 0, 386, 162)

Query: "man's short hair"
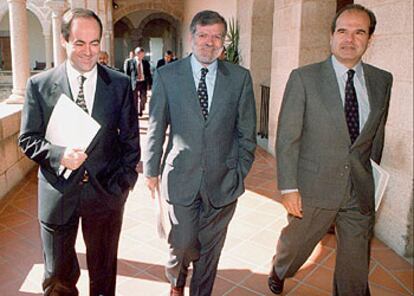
(134, 47, 145, 54)
(190, 10, 227, 37)
(331, 4, 377, 36)
(61, 8, 103, 42)
(166, 50, 173, 56)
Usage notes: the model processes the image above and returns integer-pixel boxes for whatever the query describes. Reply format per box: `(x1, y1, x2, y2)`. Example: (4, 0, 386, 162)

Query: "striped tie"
(76, 75, 88, 113)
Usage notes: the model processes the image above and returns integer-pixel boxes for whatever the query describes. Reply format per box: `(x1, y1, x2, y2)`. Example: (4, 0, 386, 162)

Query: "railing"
(258, 84, 270, 139)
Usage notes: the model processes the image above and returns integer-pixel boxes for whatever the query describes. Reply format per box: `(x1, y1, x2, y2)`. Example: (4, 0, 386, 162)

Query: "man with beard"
(144, 10, 256, 296)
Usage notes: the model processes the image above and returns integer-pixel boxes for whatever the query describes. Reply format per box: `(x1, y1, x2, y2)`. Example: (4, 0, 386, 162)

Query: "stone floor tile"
(287, 283, 331, 296)
(211, 276, 235, 295)
(371, 248, 413, 270)
(392, 269, 414, 294)
(225, 286, 262, 295)
(369, 264, 412, 295)
(302, 265, 333, 293)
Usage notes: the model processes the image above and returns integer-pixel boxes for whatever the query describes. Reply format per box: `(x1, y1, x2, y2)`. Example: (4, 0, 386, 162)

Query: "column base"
(5, 93, 24, 104)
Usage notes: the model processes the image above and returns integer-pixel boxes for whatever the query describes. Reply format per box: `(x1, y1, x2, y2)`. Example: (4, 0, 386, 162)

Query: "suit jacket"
(19, 63, 140, 225)
(156, 58, 166, 69)
(276, 57, 393, 214)
(123, 58, 152, 91)
(144, 57, 257, 207)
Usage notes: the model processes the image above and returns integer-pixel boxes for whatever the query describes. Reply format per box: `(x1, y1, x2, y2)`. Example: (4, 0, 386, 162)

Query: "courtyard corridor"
(0, 116, 413, 296)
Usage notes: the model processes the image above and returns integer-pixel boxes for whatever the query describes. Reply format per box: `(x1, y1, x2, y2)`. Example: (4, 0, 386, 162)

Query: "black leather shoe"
(268, 269, 284, 294)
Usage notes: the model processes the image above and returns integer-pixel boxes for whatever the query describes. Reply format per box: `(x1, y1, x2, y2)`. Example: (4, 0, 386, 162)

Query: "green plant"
(225, 18, 240, 64)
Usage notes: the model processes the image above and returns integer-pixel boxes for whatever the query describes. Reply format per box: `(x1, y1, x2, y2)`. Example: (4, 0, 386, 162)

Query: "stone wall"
(0, 105, 35, 202)
(358, 0, 414, 258)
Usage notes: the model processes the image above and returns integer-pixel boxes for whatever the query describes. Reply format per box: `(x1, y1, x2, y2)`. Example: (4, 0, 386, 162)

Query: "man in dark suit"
(268, 4, 393, 295)
(123, 46, 152, 116)
(156, 50, 173, 69)
(19, 8, 140, 296)
(144, 10, 256, 296)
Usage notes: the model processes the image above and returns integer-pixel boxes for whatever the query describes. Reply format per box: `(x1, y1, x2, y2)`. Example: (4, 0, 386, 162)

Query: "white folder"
(45, 94, 101, 178)
(370, 159, 390, 211)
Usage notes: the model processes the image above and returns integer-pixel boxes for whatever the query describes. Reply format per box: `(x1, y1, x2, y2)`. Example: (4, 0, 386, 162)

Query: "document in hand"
(45, 94, 101, 179)
(370, 159, 390, 211)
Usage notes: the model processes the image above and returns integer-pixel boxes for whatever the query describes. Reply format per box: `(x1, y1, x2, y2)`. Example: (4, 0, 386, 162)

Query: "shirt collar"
(191, 54, 218, 78)
(331, 55, 363, 79)
(66, 60, 97, 82)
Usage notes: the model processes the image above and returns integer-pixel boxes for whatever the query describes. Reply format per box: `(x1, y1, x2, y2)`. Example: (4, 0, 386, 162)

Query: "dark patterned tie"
(76, 75, 88, 114)
(198, 68, 209, 120)
(344, 69, 359, 144)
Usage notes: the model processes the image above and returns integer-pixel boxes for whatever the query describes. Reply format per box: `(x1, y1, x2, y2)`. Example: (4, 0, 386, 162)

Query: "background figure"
(144, 10, 256, 296)
(268, 4, 392, 295)
(98, 50, 109, 65)
(124, 46, 152, 116)
(98, 50, 120, 71)
(156, 50, 173, 68)
(19, 8, 140, 296)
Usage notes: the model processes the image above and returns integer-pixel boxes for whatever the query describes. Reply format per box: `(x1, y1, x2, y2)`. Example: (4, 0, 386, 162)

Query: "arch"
(113, 1, 182, 24)
(135, 12, 179, 42)
(27, 2, 50, 35)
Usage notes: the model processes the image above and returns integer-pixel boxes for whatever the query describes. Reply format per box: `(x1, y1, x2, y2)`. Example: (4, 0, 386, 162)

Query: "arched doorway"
(114, 10, 180, 71)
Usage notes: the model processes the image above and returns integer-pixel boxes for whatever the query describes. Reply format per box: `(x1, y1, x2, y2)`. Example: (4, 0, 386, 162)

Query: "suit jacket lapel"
(87, 65, 111, 153)
(206, 60, 230, 124)
(179, 57, 205, 124)
(356, 63, 383, 141)
(319, 58, 351, 147)
(49, 63, 73, 105)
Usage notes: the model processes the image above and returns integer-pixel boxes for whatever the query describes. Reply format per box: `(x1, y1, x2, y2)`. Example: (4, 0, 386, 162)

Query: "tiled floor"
(0, 119, 413, 295)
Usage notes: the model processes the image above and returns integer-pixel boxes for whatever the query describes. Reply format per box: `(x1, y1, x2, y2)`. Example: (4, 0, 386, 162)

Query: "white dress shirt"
(66, 60, 98, 114)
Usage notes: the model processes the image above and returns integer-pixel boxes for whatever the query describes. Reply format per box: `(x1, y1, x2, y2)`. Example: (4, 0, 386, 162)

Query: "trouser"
(134, 81, 147, 116)
(166, 192, 237, 296)
(40, 183, 124, 296)
(271, 193, 374, 296)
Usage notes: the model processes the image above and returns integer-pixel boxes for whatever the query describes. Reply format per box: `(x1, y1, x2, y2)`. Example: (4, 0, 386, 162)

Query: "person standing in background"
(124, 46, 152, 116)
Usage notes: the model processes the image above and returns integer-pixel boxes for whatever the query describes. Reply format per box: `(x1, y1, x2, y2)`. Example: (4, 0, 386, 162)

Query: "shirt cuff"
(281, 189, 299, 195)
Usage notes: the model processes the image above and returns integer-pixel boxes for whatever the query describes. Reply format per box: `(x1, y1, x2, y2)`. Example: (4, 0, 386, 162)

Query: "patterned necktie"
(344, 69, 359, 144)
(198, 67, 209, 120)
(76, 75, 88, 114)
(137, 61, 144, 81)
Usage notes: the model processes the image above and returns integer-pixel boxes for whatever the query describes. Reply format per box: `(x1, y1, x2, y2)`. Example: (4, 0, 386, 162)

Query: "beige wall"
(357, 0, 414, 257)
(181, 0, 237, 56)
(0, 106, 35, 202)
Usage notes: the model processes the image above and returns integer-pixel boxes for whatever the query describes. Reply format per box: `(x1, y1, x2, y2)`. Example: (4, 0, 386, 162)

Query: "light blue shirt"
(191, 54, 217, 112)
(331, 55, 370, 131)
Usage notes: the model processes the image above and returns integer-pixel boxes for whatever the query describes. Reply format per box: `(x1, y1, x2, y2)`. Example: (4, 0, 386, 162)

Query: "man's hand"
(60, 148, 87, 170)
(145, 176, 159, 199)
(281, 191, 303, 218)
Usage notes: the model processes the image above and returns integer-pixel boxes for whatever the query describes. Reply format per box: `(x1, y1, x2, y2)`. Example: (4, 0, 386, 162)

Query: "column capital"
(7, 0, 27, 4)
(45, 0, 67, 16)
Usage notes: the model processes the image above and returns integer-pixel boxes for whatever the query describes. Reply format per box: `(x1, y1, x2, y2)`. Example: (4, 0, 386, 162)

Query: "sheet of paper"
(45, 94, 101, 178)
(370, 159, 390, 211)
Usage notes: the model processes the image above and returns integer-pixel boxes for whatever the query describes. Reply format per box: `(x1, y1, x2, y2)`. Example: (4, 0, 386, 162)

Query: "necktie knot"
(78, 75, 86, 86)
(200, 68, 208, 78)
(347, 69, 355, 81)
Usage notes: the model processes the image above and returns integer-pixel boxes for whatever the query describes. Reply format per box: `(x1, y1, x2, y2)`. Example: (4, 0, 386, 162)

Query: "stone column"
(5, 0, 30, 104)
(46, 0, 67, 68)
(44, 29, 53, 69)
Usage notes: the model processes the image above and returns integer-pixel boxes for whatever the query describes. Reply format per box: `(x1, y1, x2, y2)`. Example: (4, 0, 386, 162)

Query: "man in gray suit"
(268, 4, 392, 295)
(144, 10, 256, 296)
